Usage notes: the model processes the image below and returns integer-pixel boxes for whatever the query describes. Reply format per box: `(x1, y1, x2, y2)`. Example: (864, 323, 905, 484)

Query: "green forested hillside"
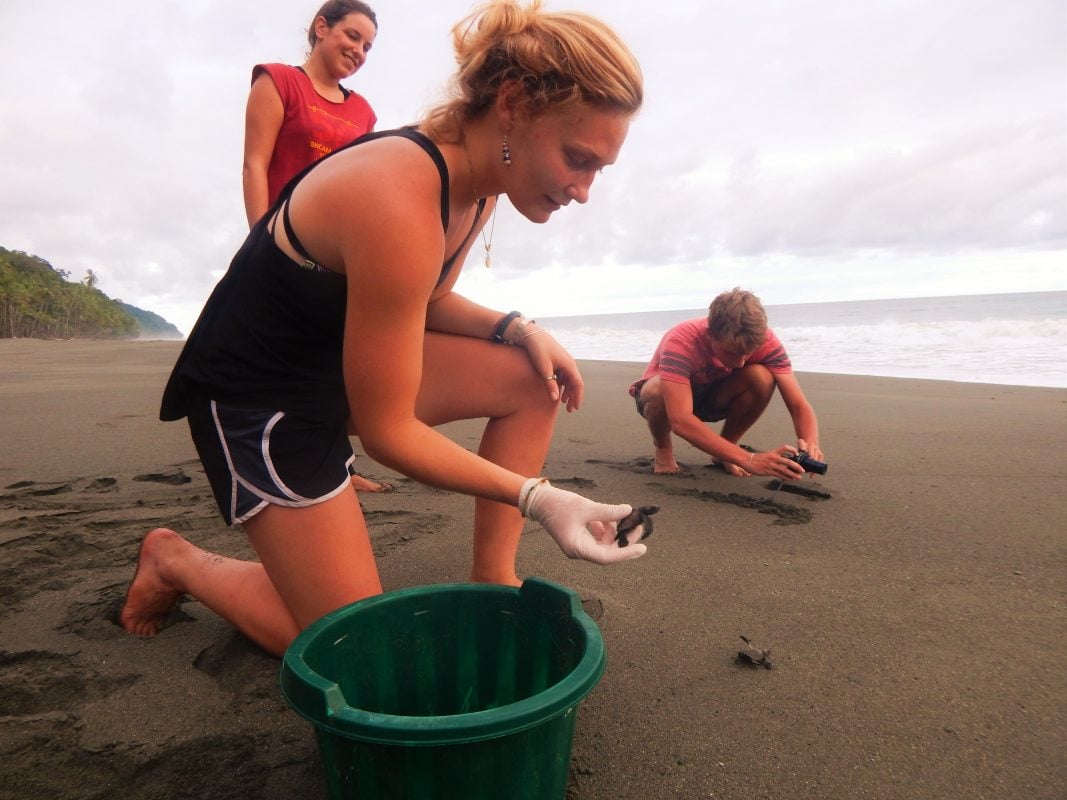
(0, 246, 182, 339)
(118, 302, 183, 339)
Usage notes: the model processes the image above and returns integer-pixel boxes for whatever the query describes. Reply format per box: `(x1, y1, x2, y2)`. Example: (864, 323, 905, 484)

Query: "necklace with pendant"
(463, 138, 498, 268)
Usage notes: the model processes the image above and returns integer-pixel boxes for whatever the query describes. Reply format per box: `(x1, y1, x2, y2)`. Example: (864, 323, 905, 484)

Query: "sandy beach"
(1, 338, 1064, 800)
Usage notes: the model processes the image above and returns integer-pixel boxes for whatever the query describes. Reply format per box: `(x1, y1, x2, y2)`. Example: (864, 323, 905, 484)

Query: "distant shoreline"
(4, 336, 1064, 390)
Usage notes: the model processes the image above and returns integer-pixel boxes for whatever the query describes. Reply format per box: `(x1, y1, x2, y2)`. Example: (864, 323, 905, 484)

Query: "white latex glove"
(518, 478, 648, 564)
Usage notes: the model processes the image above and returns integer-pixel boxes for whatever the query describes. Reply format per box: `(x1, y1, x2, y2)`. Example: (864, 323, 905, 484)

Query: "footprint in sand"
(553, 476, 597, 489)
(133, 471, 191, 485)
(0, 650, 138, 716)
(193, 634, 281, 700)
(1, 481, 75, 497)
(363, 509, 449, 557)
(658, 483, 814, 525)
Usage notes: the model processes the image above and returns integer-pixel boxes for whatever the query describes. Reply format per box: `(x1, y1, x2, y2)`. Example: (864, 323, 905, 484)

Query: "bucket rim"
(279, 578, 606, 746)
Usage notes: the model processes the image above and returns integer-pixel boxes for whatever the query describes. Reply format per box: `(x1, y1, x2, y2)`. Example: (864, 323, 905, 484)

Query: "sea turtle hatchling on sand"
(736, 634, 773, 669)
(615, 505, 659, 547)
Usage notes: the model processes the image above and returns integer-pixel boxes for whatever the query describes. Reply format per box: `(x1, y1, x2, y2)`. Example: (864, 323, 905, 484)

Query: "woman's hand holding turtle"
(518, 478, 647, 564)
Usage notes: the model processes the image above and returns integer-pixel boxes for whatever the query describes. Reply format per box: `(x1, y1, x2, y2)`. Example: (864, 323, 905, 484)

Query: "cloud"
(715, 114, 1067, 255)
(0, 0, 1063, 334)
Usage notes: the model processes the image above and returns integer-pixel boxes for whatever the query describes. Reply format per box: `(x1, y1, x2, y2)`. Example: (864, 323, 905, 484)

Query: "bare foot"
(120, 528, 186, 638)
(350, 474, 393, 493)
(653, 447, 680, 475)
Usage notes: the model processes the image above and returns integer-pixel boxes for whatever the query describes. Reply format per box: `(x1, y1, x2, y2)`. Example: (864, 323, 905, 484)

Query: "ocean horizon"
(538, 290, 1067, 389)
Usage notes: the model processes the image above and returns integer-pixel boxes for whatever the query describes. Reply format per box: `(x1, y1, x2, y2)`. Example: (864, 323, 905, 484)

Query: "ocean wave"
(546, 318, 1067, 388)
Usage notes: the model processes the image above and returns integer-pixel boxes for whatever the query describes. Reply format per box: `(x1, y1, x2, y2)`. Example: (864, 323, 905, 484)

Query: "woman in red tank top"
(242, 1, 378, 228)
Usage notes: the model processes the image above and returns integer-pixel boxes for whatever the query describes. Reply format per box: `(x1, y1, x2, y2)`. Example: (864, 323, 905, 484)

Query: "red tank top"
(254, 63, 376, 206)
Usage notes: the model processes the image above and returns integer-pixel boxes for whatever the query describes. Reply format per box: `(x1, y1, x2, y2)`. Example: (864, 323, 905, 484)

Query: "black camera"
(784, 450, 828, 475)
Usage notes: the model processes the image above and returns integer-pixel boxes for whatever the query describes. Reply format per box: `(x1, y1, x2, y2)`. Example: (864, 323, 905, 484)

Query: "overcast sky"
(1, 0, 1064, 335)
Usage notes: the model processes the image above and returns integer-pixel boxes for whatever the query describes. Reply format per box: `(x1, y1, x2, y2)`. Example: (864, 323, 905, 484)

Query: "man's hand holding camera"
(740, 439, 827, 480)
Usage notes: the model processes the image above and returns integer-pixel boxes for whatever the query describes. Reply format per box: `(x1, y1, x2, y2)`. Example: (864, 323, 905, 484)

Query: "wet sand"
(1, 338, 1064, 799)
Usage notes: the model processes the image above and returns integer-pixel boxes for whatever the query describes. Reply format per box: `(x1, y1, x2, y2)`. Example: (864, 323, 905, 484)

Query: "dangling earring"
(501, 134, 511, 167)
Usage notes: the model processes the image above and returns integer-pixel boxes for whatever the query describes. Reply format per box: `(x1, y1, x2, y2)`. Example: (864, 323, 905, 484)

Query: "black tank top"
(160, 127, 484, 421)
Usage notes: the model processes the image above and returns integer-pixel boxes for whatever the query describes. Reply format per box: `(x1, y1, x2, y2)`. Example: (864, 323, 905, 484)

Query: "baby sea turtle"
(736, 634, 773, 669)
(615, 505, 659, 547)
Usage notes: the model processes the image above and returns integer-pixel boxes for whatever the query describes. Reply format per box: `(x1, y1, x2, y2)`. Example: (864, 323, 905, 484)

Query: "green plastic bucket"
(279, 577, 606, 799)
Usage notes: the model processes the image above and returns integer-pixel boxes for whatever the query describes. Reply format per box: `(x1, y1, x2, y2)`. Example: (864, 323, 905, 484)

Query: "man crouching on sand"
(629, 288, 824, 479)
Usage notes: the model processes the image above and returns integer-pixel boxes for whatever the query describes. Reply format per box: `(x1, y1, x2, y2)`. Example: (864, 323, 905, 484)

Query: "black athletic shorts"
(186, 399, 354, 526)
(631, 378, 726, 423)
